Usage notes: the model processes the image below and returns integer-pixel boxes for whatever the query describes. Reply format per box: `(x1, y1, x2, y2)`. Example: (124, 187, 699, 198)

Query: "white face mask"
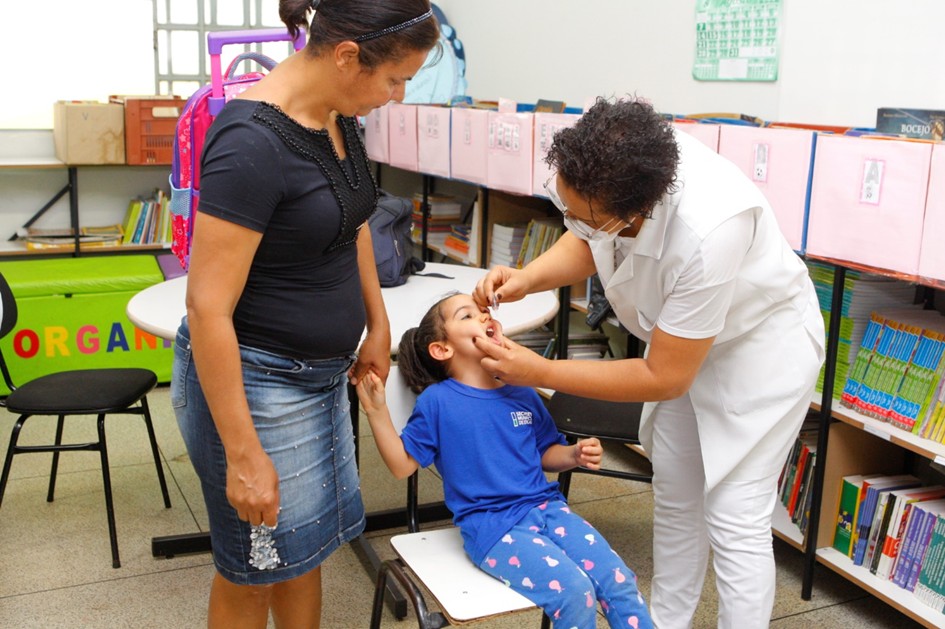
(563, 215, 624, 242)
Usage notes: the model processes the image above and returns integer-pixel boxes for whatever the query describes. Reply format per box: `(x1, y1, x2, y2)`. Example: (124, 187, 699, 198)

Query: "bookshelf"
(0, 160, 170, 258)
(802, 254, 945, 628)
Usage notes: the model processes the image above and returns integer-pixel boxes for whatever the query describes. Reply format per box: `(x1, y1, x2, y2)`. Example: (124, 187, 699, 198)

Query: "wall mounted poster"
(693, 0, 782, 82)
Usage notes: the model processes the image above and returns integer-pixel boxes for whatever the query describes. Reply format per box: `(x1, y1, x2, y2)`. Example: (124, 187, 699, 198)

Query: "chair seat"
(4, 368, 157, 415)
(390, 527, 535, 623)
(548, 393, 644, 441)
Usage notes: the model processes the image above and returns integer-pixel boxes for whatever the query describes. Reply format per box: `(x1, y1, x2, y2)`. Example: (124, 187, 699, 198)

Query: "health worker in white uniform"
(472, 97, 826, 629)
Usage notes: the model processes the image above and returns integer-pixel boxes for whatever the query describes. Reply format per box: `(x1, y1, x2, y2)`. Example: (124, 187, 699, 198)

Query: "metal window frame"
(152, 0, 290, 96)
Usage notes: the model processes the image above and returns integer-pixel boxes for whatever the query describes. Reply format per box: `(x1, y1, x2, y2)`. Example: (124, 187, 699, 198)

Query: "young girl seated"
(356, 292, 653, 629)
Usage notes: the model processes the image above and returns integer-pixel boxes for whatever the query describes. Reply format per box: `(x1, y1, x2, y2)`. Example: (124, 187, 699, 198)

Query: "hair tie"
(354, 9, 434, 43)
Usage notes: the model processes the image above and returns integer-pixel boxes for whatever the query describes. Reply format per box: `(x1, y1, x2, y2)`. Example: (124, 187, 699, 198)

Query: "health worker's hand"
(473, 334, 550, 387)
(472, 265, 530, 310)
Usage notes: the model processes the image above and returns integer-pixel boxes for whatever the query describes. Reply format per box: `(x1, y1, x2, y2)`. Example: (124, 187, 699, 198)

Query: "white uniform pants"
(648, 391, 810, 629)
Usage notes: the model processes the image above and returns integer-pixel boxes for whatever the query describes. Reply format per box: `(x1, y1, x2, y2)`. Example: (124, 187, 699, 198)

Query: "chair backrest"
(386, 365, 418, 436)
(0, 272, 18, 339)
(0, 272, 19, 393)
(545, 391, 644, 443)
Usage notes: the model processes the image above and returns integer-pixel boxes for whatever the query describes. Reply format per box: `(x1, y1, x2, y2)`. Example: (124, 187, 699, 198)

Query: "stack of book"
(20, 224, 123, 250)
(832, 474, 945, 611)
(776, 423, 819, 536)
(840, 308, 945, 441)
(489, 222, 527, 268)
(807, 261, 917, 401)
(411, 193, 463, 245)
(443, 224, 471, 257)
(122, 188, 172, 245)
(516, 217, 562, 268)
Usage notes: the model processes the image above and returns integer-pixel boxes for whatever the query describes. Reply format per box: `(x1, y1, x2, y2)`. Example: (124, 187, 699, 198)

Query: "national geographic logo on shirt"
(510, 411, 533, 427)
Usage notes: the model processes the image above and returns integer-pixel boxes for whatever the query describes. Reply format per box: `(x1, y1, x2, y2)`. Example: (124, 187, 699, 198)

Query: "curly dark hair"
(546, 97, 679, 222)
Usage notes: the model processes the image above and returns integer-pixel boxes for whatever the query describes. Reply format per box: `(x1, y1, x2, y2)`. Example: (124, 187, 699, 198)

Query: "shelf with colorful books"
(807, 422, 945, 626)
(811, 396, 945, 466)
(801, 255, 945, 626)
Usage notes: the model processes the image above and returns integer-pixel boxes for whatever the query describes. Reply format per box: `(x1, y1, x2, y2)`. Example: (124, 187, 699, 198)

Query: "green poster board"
(693, 0, 782, 82)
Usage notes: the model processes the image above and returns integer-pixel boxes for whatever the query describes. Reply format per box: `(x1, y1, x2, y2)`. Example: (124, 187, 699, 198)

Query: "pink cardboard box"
(416, 105, 451, 179)
(363, 104, 389, 163)
(450, 107, 489, 185)
(532, 112, 581, 197)
(717, 125, 816, 252)
(920, 143, 945, 282)
(673, 121, 720, 152)
(486, 111, 534, 196)
(806, 134, 932, 274)
(388, 103, 419, 172)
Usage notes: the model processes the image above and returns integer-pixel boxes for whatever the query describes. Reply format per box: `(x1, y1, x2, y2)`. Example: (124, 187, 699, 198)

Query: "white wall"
(4, 0, 944, 129)
(0, 0, 155, 129)
(436, 0, 945, 127)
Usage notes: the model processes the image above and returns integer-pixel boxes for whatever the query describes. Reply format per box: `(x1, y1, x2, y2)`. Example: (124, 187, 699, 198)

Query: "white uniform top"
(589, 130, 826, 490)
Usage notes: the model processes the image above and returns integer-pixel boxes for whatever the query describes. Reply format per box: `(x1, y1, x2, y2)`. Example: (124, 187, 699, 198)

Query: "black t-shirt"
(198, 100, 378, 359)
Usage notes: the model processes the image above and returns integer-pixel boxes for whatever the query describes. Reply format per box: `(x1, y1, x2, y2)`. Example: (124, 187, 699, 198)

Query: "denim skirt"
(171, 321, 366, 585)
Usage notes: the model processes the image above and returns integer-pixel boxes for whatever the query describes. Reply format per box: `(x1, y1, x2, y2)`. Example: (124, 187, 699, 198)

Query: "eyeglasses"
(543, 175, 625, 241)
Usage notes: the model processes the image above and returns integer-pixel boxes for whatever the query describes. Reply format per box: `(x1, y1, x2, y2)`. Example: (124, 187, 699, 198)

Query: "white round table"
(127, 262, 560, 348)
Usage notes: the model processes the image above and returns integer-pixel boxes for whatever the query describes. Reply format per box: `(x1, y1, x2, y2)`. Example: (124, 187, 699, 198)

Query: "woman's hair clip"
(310, 0, 321, 11)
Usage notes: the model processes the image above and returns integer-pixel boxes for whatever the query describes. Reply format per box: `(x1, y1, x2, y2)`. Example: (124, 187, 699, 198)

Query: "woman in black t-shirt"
(171, 1, 439, 627)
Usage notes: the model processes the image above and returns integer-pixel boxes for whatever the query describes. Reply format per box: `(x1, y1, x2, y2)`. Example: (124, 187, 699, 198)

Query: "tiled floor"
(0, 386, 929, 628)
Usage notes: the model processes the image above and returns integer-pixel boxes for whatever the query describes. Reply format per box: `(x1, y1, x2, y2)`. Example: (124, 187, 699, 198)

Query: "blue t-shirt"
(400, 379, 567, 563)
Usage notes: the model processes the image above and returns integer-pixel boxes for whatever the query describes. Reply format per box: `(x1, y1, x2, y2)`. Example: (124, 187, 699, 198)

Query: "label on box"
(860, 159, 884, 205)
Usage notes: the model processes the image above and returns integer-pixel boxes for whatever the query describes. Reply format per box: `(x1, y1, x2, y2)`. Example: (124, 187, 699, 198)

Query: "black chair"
(545, 392, 653, 498)
(0, 271, 171, 568)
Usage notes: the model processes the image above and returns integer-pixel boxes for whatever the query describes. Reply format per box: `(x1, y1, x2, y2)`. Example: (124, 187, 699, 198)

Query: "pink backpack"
(169, 28, 305, 270)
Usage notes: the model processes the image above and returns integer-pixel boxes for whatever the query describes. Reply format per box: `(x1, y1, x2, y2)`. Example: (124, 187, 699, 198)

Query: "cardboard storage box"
(0, 256, 172, 394)
(53, 101, 125, 165)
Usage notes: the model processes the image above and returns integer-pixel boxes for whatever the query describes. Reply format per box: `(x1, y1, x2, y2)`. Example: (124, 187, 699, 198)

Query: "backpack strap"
(225, 51, 278, 79)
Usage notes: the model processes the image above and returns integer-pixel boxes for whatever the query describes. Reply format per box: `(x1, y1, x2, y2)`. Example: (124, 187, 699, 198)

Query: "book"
(876, 107, 945, 141)
(865, 486, 909, 571)
(833, 474, 873, 556)
(891, 329, 945, 432)
(22, 224, 124, 250)
(788, 433, 818, 517)
(914, 510, 945, 611)
(121, 199, 143, 244)
(908, 501, 945, 592)
(899, 499, 945, 590)
(516, 217, 561, 268)
(851, 474, 920, 566)
(877, 486, 945, 581)
(841, 313, 886, 406)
